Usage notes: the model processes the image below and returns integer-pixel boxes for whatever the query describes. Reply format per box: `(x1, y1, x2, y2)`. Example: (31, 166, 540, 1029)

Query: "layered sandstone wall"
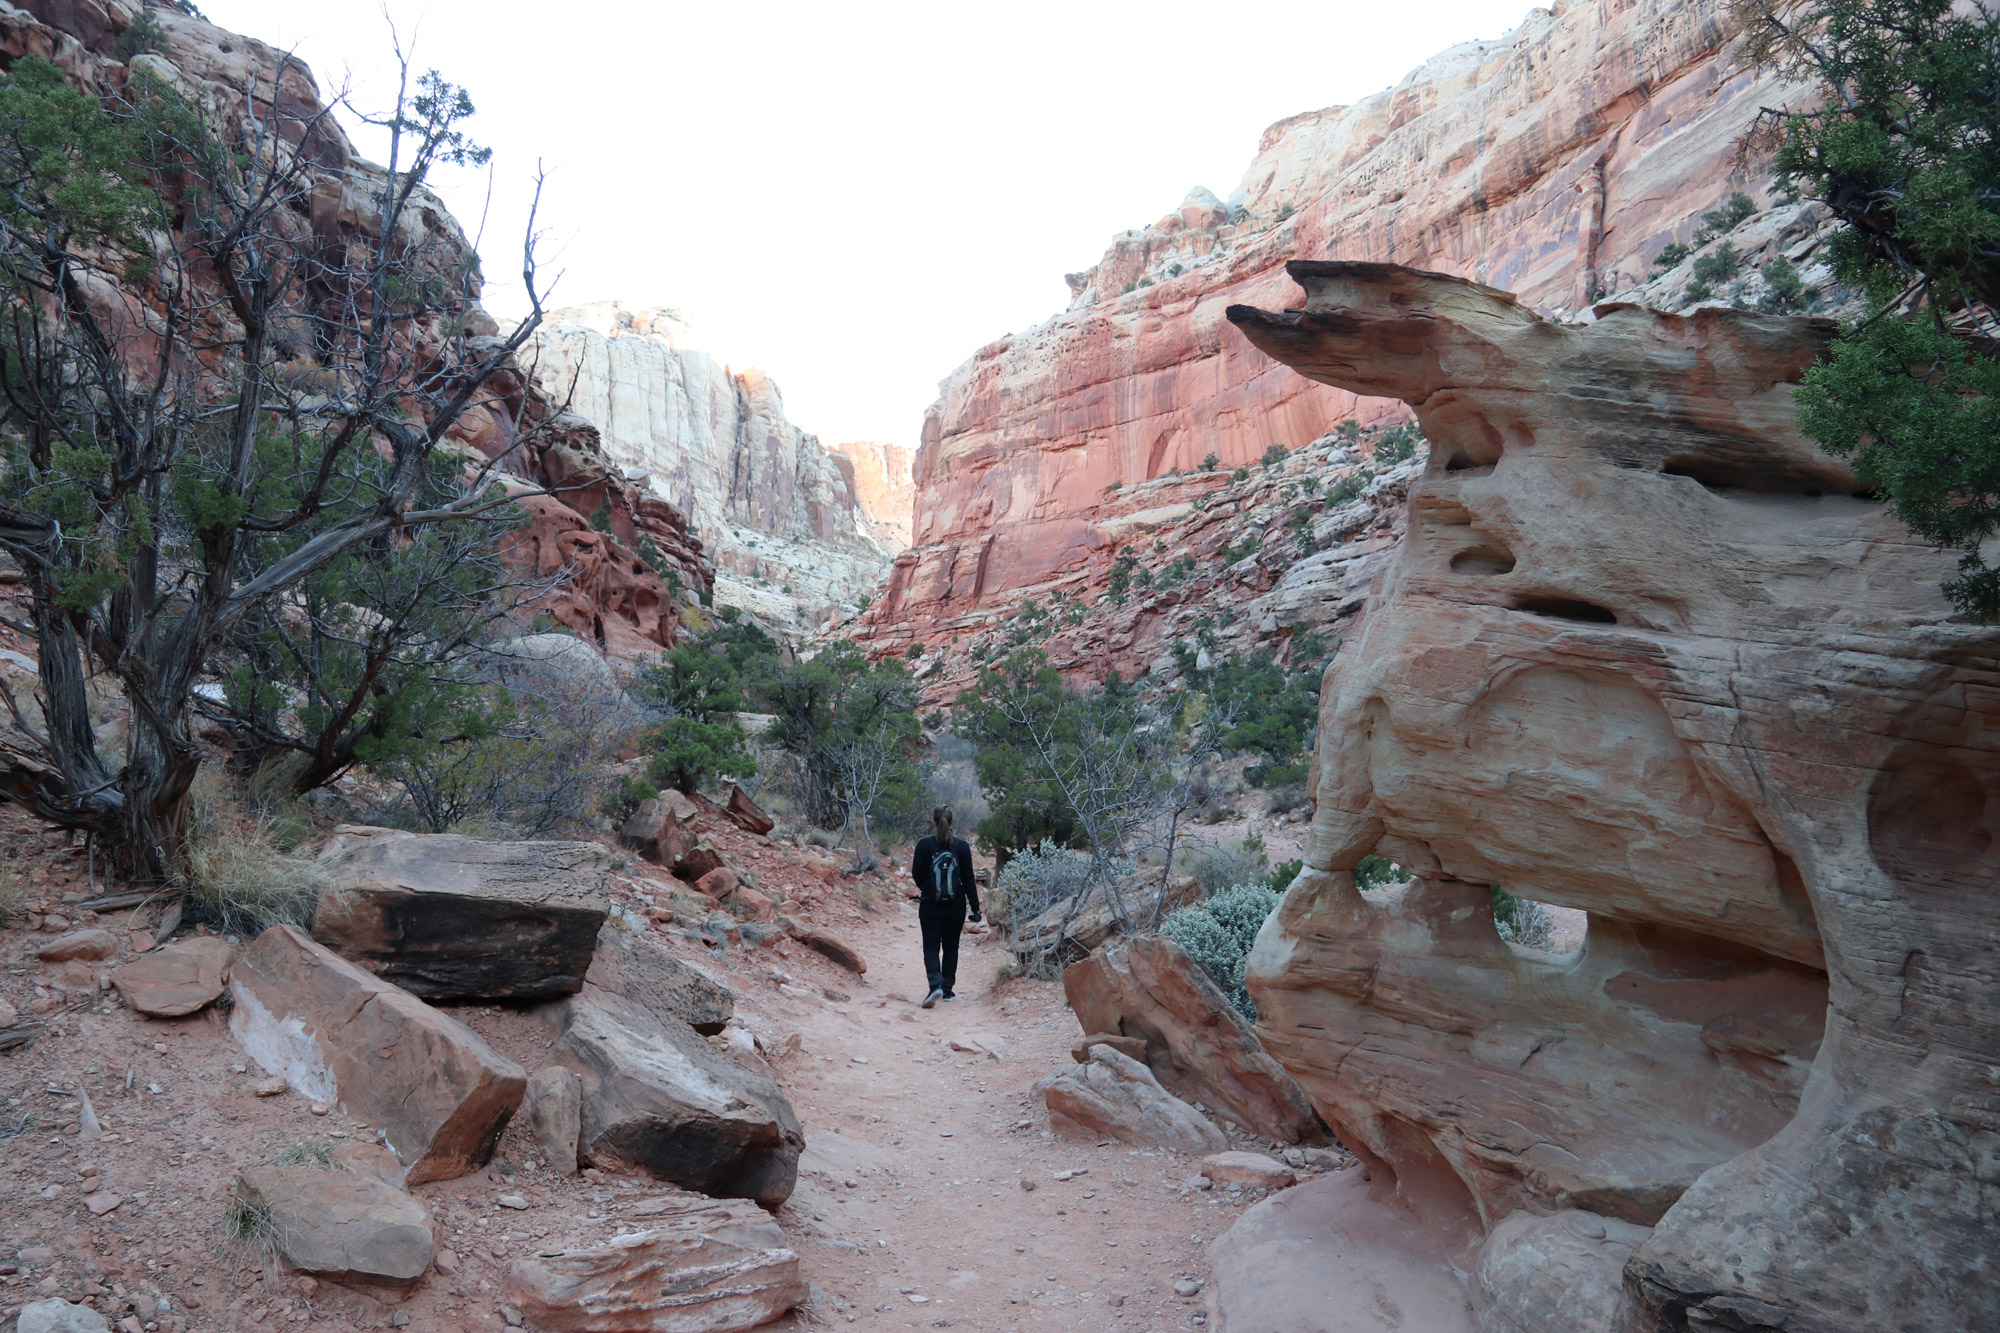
(522, 304, 893, 631)
(831, 441, 915, 553)
(859, 0, 1811, 667)
(1231, 263, 2000, 1330)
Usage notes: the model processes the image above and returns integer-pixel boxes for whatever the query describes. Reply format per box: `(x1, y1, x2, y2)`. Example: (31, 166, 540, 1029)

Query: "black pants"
(919, 895, 967, 995)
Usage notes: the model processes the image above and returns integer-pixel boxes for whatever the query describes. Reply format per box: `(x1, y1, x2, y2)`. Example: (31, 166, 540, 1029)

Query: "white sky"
(201, 0, 1530, 449)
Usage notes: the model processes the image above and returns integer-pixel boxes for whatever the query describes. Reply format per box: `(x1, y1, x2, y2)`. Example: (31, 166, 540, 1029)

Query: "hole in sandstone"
(1442, 456, 1496, 476)
(1353, 853, 1412, 896)
(1450, 545, 1516, 576)
(1512, 596, 1618, 625)
(1492, 887, 1585, 957)
(1659, 454, 1855, 497)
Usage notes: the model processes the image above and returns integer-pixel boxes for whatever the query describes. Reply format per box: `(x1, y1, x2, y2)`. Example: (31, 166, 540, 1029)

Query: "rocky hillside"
(853, 0, 1818, 677)
(0, 0, 715, 663)
(522, 305, 900, 633)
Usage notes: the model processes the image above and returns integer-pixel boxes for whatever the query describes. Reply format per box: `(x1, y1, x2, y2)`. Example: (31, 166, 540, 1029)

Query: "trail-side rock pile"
(229, 924, 530, 1186)
(1065, 935, 1320, 1146)
(1219, 261, 2000, 1331)
(505, 1194, 805, 1333)
(547, 990, 805, 1207)
(1035, 1044, 1228, 1155)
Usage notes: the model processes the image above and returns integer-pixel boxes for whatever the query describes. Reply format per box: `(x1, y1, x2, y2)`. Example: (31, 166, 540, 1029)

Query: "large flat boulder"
(506, 1193, 804, 1332)
(235, 1164, 434, 1285)
(1065, 935, 1321, 1144)
(581, 920, 734, 1035)
(550, 991, 803, 1207)
(112, 936, 233, 1016)
(230, 924, 526, 1184)
(1037, 1043, 1227, 1154)
(312, 829, 610, 1000)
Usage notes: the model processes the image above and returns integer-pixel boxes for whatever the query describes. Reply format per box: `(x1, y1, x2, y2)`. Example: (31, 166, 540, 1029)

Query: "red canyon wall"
(858, 0, 1808, 657)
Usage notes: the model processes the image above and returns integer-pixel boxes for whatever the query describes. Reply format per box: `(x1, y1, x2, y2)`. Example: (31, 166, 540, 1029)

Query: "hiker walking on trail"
(912, 804, 980, 1008)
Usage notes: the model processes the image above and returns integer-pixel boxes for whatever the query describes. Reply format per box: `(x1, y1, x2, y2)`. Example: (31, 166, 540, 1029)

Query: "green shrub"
(1261, 444, 1289, 468)
(114, 8, 168, 60)
(1651, 241, 1691, 274)
(1758, 256, 1808, 313)
(1161, 883, 1280, 1018)
(1200, 453, 1219, 472)
(1692, 241, 1742, 286)
(1694, 191, 1756, 245)
(601, 776, 659, 823)
(1263, 857, 1303, 892)
(1354, 854, 1409, 892)
(1231, 467, 1249, 482)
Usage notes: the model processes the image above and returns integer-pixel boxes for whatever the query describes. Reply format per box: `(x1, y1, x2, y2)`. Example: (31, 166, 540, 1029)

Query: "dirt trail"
(746, 894, 1282, 1330)
(0, 811, 1311, 1333)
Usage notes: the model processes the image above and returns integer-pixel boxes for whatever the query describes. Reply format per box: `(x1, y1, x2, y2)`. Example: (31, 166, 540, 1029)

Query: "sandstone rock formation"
(313, 830, 611, 1000)
(579, 919, 736, 1036)
(34, 930, 115, 963)
(505, 1194, 805, 1332)
(549, 991, 803, 1207)
(111, 936, 232, 1017)
(234, 1165, 435, 1286)
(831, 441, 915, 552)
(1200, 1152, 1296, 1192)
(1230, 262, 2000, 1329)
(1064, 936, 1321, 1146)
(855, 0, 1820, 690)
(14, 1300, 110, 1333)
(1472, 1209, 1654, 1333)
(230, 925, 527, 1183)
(527, 1066, 584, 1178)
(1038, 1043, 1228, 1154)
(521, 304, 894, 630)
(1207, 1172, 1476, 1333)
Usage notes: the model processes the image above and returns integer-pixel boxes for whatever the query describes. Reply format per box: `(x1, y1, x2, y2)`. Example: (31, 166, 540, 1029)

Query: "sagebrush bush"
(1180, 839, 1267, 894)
(1161, 882, 1279, 1019)
(1492, 888, 1556, 949)
(991, 839, 1093, 931)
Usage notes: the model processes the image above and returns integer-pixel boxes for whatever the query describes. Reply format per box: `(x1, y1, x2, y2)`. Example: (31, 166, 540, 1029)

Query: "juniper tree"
(1738, 0, 2000, 618)
(0, 49, 556, 880)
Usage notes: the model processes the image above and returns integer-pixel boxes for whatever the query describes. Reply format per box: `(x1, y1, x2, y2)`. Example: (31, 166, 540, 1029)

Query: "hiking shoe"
(922, 988, 942, 1009)
(942, 993, 957, 1001)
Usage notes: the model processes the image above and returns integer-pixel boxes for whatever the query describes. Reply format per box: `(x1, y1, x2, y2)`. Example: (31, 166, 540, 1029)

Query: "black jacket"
(911, 836, 980, 914)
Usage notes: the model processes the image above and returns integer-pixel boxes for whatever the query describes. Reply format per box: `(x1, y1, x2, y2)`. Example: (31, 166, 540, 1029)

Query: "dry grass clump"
(271, 1141, 335, 1168)
(179, 771, 329, 935)
(0, 862, 24, 922)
